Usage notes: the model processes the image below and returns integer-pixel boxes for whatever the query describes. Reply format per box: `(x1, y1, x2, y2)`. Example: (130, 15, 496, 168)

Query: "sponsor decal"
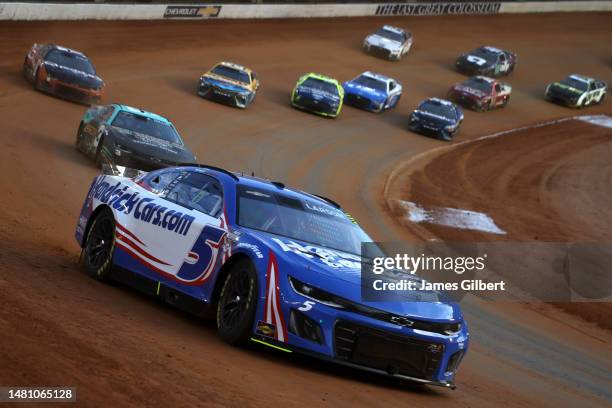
(272, 238, 361, 270)
(91, 178, 195, 236)
(164, 5, 222, 18)
(256, 321, 276, 338)
(375, 2, 501, 16)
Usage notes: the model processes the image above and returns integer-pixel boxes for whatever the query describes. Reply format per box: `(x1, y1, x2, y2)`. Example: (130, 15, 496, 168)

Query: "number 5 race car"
(448, 76, 511, 112)
(544, 74, 607, 108)
(75, 165, 469, 388)
(22, 43, 105, 104)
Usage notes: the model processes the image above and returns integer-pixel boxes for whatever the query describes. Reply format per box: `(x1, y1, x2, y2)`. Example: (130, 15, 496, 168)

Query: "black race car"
(75, 104, 196, 171)
(408, 98, 464, 141)
(455, 46, 516, 77)
(23, 43, 105, 104)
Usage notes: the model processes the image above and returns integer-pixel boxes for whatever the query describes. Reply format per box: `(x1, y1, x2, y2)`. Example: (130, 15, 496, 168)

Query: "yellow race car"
(198, 61, 259, 108)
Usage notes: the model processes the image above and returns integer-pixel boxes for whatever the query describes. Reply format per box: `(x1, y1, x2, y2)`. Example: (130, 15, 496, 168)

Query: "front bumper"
(344, 92, 384, 112)
(39, 79, 102, 105)
(364, 44, 399, 60)
(198, 81, 253, 108)
(255, 284, 468, 387)
(408, 120, 454, 141)
(291, 97, 340, 118)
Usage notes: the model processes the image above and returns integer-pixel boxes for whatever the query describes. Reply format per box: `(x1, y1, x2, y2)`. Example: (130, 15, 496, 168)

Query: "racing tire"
(501, 96, 510, 107)
(33, 67, 44, 91)
(75, 122, 85, 152)
(82, 208, 116, 282)
(216, 259, 258, 346)
(94, 136, 105, 167)
(597, 93, 606, 105)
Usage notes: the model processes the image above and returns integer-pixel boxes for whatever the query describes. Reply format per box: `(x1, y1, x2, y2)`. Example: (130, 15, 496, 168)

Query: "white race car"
(545, 74, 607, 108)
(363, 25, 412, 61)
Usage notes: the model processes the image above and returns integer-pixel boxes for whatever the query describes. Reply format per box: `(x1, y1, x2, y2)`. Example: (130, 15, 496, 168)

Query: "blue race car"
(76, 164, 468, 388)
(408, 98, 464, 141)
(343, 71, 402, 113)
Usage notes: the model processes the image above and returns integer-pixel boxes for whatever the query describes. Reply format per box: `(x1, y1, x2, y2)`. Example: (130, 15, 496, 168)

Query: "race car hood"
(108, 126, 195, 164)
(43, 61, 103, 89)
(200, 74, 251, 93)
(548, 82, 584, 97)
(295, 85, 341, 104)
(451, 84, 487, 99)
(365, 34, 402, 51)
(343, 81, 387, 101)
(246, 230, 462, 322)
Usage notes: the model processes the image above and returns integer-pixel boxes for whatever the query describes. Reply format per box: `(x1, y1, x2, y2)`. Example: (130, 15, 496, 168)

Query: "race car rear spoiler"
(101, 163, 147, 179)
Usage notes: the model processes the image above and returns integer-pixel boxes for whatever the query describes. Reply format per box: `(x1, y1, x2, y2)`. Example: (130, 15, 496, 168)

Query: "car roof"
(48, 44, 87, 58)
(381, 25, 405, 35)
(568, 74, 593, 83)
(479, 46, 504, 54)
(178, 166, 341, 209)
(360, 71, 394, 83)
(112, 104, 172, 124)
(471, 76, 495, 83)
(424, 97, 454, 106)
(302, 72, 339, 84)
(214, 61, 253, 74)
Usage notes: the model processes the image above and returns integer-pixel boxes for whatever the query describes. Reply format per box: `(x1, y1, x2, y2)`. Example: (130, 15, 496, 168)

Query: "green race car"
(291, 73, 344, 118)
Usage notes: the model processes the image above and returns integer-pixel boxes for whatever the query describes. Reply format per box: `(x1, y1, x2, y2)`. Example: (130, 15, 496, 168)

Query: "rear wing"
(101, 163, 147, 179)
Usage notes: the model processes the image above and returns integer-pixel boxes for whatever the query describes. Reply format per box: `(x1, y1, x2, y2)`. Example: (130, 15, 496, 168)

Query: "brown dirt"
(1, 13, 612, 408)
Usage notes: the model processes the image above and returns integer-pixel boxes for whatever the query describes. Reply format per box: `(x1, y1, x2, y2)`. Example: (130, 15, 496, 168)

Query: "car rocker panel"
(409, 98, 464, 141)
(343, 71, 402, 113)
(448, 76, 511, 111)
(75, 104, 196, 171)
(198, 61, 259, 109)
(75, 166, 468, 388)
(545, 74, 607, 108)
(22, 43, 105, 104)
(455, 46, 516, 78)
(291, 73, 344, 118)
(363, 25, 412, 61)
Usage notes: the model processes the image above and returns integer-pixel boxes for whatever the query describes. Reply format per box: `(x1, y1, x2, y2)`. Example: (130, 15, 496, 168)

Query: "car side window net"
(164, 172, 223, 218)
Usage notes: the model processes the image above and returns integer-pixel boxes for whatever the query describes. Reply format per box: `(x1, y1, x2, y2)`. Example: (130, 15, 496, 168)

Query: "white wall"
(0, 2, 611, 21)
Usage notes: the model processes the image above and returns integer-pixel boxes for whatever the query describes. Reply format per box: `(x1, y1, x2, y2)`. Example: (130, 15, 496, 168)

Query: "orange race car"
(23, 43, 105, 105)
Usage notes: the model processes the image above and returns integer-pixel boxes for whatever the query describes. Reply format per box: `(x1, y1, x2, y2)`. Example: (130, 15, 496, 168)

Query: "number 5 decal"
(298, 300, 316, 312)
(176, 224, 226, 283)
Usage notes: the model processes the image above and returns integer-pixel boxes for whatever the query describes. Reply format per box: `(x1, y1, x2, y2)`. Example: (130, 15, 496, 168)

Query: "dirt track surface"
(0, 13, 611, 407)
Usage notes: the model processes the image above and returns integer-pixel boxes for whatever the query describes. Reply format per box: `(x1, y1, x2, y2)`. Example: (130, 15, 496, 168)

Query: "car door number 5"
(298, 300, 316, 312)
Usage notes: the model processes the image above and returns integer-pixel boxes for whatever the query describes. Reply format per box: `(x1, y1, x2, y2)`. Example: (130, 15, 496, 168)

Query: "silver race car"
(363, 25, 413, 61)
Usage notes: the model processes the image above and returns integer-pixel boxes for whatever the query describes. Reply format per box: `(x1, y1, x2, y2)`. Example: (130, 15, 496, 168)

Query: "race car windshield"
(375, 28, 404, 43)
(45, 50, 95, 75)
(211, 65, 250, 84)
(353, 76, 387, 91)
(301, 78, 338, 95)
(469, 48, 498, 64)
(560, 77, 589, 91)
(418, 101, 455, 120)
(237, 186, 372, 256)
(112, 112, 183, 144)
(463, 78, 492, 93)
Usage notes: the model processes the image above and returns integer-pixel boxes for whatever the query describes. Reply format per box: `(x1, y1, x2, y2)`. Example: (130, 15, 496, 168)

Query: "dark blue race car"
(343, 71, 402, 113)
(76, 165, 469, 388)
(408, 98, 464, 141)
